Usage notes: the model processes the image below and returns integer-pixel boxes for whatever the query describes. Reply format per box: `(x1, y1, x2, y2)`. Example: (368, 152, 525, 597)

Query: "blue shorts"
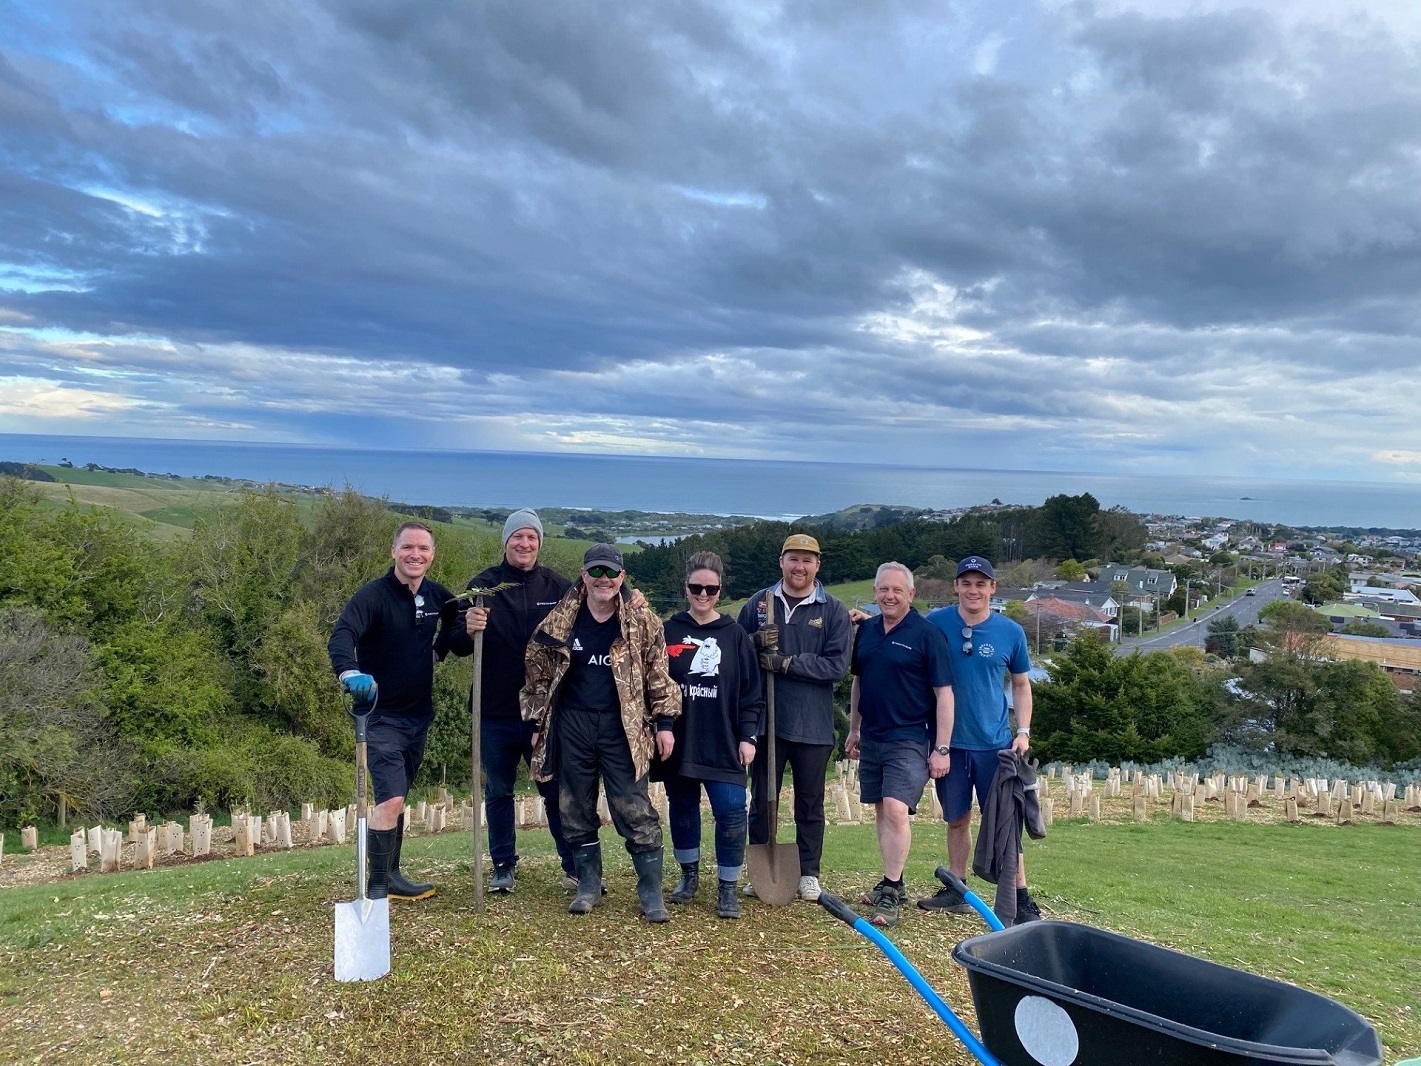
(859, 736, 931, 812)
(366, 712, 432, 804)
(935, 747, 1005, 823)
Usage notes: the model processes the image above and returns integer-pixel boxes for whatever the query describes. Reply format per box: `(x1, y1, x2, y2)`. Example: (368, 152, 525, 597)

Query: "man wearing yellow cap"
(736, 533, 852, 902)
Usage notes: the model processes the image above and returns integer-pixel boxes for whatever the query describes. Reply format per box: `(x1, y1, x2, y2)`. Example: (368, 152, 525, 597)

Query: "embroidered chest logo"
(978, 642, 996, 658)
(808, 617, 823, 628)
(572, 638, 584, 651)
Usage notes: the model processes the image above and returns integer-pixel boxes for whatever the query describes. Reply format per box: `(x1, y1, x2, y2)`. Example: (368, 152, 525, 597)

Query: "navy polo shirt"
(851, 608, 954, 742)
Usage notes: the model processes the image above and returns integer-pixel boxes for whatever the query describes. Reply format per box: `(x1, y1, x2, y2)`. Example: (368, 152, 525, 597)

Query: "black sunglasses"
(686, 583, 721, 597)
(586, 565, 622, 579)
(961, 625, 974, 655)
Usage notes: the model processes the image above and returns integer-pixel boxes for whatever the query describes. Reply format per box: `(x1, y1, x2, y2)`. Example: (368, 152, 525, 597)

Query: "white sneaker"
(742, 881, 758, 898)
(798, 875, 822, 902)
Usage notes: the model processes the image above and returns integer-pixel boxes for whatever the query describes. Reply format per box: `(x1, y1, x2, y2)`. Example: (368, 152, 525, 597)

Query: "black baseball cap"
(583, 543, 625, 570)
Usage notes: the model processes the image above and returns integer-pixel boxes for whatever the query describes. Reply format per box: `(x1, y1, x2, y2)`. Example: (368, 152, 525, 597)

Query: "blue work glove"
(342, 672, 377, 699)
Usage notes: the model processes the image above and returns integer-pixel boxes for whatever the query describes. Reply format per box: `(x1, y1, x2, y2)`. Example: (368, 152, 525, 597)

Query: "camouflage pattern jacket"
(520, 584, 681, 783)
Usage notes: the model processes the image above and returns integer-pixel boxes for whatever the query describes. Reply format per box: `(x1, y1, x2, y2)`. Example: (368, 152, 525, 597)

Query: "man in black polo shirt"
(328, 521, 458, 901)
(845, 560, 954, 928)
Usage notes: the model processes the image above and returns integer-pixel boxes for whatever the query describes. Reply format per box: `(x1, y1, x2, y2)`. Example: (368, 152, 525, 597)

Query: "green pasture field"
(1, 819, 1414, 1064)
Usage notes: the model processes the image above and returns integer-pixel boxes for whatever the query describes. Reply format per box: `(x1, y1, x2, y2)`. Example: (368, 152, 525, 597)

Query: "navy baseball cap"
(956, 556, 995, 580)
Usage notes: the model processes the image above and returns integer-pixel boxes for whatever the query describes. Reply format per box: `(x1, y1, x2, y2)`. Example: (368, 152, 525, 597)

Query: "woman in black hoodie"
(657, 551, 764, 918)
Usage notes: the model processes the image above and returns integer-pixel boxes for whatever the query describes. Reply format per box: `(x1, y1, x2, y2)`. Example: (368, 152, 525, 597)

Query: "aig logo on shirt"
(588, 653, 612, 666)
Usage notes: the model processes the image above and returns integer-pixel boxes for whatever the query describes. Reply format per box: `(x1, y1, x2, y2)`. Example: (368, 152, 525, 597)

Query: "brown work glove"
(750, 623, 779, 651)
(759, 651, 792, 675)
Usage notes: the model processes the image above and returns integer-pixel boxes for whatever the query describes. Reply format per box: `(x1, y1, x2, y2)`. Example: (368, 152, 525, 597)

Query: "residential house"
(1097, 564, 1178, 600)
(1022, 595, 1119, 643)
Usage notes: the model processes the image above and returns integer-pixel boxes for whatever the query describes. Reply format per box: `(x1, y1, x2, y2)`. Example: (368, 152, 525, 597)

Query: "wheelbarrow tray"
(952, 921, 1382, 1066)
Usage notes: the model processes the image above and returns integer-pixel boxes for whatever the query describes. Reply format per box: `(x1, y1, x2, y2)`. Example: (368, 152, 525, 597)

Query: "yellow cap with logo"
(781, 533, 821, 555)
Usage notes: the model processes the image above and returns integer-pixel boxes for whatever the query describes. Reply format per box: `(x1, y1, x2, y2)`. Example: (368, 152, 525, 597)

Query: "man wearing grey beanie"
(449, 509, 647, 896)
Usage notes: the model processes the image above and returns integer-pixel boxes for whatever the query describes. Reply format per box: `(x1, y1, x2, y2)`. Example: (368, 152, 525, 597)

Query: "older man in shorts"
(844, 561, 954, 928)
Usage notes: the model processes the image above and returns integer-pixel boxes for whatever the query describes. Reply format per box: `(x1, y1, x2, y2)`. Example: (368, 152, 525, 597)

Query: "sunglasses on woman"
(686, 583, 721, 597)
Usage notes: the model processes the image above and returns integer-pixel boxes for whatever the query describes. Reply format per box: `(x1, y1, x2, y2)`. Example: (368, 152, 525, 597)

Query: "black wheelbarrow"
(818, 868, 1382, 1066)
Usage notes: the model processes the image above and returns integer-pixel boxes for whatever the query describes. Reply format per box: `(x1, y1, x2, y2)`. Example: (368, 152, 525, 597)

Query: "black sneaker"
(1015, 892, 1043, 924)
(918, 884, 975, 913)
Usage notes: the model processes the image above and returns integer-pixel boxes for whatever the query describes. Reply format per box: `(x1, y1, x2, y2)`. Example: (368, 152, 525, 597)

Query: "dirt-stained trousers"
(556, 707, 663, 854)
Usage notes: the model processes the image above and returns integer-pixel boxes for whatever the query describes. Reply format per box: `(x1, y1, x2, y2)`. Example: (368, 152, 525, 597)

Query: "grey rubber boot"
(365, 827, 397, 901)
(668, 861, 699, 904)
(716, 879, 741, 919)
(568, 843, 603, 915)
(632, 850, 669, 923)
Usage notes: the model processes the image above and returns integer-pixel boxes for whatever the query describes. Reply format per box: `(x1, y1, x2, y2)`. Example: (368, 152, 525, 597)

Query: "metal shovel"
(334, 697, 390, 982)
(745, 595, 800, 905)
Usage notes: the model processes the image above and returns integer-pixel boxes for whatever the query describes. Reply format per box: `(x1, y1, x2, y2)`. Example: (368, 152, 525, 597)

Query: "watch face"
(935, 745, 951, 756)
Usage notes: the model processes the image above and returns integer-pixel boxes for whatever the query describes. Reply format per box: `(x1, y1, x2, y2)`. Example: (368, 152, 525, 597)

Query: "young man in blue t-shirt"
(846, 561, 954, 928)
(922, 556, 1042, 923)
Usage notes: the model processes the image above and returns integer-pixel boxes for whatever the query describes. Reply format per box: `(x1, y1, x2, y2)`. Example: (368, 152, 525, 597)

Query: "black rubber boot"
(388, 818, 436, 901)
(633, 849, 669, 923)
(716, 879, 741, 919)
(568, 843, 603, 915)
(668, 861, 699, 904)
(365, 827, 397, 901)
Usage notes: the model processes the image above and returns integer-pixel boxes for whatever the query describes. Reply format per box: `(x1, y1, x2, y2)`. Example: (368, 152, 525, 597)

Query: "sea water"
(4, 433, 1418, 529)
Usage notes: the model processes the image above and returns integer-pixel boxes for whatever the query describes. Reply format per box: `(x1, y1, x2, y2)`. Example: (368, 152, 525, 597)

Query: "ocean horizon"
(4, 432, 1419, 530)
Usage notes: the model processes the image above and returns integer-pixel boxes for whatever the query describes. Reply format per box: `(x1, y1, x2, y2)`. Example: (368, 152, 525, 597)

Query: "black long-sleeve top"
(445, 561, 573, 721)
(328, 568, 457, 717)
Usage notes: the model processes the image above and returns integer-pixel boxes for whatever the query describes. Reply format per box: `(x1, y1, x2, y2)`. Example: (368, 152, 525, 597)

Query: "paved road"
(1116, 578, 1288, 655)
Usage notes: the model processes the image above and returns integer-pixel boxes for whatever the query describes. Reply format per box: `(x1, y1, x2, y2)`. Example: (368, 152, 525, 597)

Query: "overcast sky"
(3, 0, 1420, 481)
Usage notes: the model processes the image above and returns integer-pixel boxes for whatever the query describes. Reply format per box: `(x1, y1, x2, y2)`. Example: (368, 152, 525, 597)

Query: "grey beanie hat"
(502, 508, 543, 545)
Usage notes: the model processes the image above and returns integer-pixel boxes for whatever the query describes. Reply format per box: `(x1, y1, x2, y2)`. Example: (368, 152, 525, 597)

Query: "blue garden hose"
(817, 891, 1003, 1066)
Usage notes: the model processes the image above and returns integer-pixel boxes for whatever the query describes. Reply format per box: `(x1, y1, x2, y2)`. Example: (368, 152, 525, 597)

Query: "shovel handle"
(470, 593, 485, 913)
(763, 595, 778, 828)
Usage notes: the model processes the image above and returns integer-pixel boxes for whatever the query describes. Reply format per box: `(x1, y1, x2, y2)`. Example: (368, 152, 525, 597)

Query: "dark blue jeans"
(667, 777, 749, 882)
(482, 717, 572, 875)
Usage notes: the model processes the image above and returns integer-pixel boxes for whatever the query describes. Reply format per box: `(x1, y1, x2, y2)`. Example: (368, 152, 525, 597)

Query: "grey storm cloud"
(2, 0, 1421, 477)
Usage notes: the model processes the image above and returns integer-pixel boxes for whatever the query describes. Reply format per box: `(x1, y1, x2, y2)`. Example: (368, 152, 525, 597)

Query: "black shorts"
(366, 712, 432, 804)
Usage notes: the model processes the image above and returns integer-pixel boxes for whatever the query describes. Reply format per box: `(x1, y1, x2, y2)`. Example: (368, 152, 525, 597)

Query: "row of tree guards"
(3, 765, 1416, 876)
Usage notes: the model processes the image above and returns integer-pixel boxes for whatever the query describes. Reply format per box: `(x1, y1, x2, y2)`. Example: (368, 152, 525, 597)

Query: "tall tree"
(1026, 493, 1102, 561)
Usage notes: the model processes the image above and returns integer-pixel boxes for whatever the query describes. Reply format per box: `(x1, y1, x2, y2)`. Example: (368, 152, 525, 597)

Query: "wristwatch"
(1017, 728, 1030, 736)
(933, 744, 950, 756)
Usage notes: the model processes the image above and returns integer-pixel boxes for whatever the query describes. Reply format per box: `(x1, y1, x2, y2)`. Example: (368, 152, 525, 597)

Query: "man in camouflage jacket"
(520, 543, 681, 920)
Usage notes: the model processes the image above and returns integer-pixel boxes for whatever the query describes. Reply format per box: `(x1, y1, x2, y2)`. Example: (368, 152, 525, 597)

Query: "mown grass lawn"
(1, 818, 1415, 1065)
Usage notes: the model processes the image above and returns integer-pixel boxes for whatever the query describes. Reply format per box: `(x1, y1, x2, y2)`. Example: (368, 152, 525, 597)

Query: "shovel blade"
(745, 842, 800, 906)
(334, 897, 390, 982)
